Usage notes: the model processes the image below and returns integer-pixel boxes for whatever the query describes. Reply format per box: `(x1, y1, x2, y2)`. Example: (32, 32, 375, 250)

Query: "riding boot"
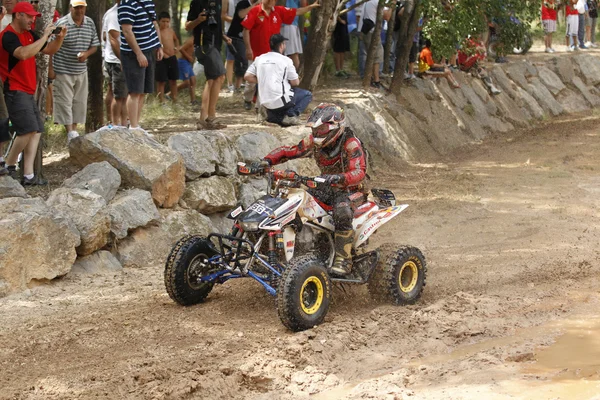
(331, 230, 354, 276)
(483, 76, 502, 95)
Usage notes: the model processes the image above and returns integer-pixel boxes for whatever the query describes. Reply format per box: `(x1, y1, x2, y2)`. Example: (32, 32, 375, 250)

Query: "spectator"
(226, 0, 253, 92)
(280, 0, 306, 69)
(457, 37, 501, 95)
(405, 17, 423, 80)
(187, 0, 230, 130)
(333, 8, 349, 78)
(102, 0, 128, 128)
(578, 0, 588, 49)
(542, 0, 557, 53)
(241, 0, 318, 110)
(176, 35, 199, 105)
(53, 0, 100, 143)
(0, 0, 15, 31)
(0, 4, 11, 174)
(566, 0, 580, 51)
(119, 0, 163, 136)
(156, 12, 179, 104)
(0, 2, 65, 184)
(419, 38, 460, 89)
(586, 0, 598, 47)
(357, 0, 383, 87)
(244, 34, 312, 126)
(222, 0, 240, 92)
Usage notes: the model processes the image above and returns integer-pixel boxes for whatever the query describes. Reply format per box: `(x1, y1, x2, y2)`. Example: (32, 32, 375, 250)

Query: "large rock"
(167, 132, 219, 180)
(46, 188, 110, 256)
(0, 197, 80, 296)
(0, 176, 27, 199)
(62, 161, 121, 202)
(69, 127, 185, 208)
(572, 54, 600, 86)
(117, 209, 214, 268)
(551, 57, 574, 83)
(516, 87, 545, 120)
(537, 66, 566, 96)
(505, 61, 536, 89)
(490, 67, 519, 100)
(107, 189, 160, 240)
(572, 76, 600, 107)
(492, 92, 531, 128)
(239, 178, 268, 208)
(182, 175, 238, 214)
(71, 251, 123, 275)
(235, 131, 281, 163)
(202, 131, 240, 176)
(527, 78, 564, 117)
(556, 89, 591, 113)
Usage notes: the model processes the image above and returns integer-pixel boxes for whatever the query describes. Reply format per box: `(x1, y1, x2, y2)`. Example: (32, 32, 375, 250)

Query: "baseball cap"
(12, 2, 42, 16)
(71, 0, 87, 6)
(269, 34, 288, 49)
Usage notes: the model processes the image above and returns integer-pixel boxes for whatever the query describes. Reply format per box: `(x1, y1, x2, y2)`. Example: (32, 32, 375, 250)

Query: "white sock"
(0, 156, 4, 163)
(24, 173, 34, 180)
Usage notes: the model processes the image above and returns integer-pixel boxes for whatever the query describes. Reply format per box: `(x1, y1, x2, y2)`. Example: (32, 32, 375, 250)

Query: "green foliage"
(420, 0, 540, 59)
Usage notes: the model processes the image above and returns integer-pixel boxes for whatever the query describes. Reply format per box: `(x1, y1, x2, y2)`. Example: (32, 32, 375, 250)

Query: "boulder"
(69, 127, 185, 208)
(516, 87, 545, 120)
(572, 54, 600, 86)
(492, 92, 531, 128)
(46, 188, 110, 256)
(551, 57, 574, 83)
(571, 76, 600, 107)
(556, 89, 591, 113)
(239, 178, 268, 208)
(208, 212, 232, 234)
(182, 175, 238, 214)
(537, 66, 566, 96)
(167, 132, 219, 180)
(71, 251, 123, 274)
(107, 189, 160, 240)
(527, 78, 564, 117)
(202, 131, 240, 176)
(116, 209, 214, 268)
(235, 132, 282, 163)
(505, 61, 536, 89)
(62, 161, 121, 202)
(490, 67, 518, 100)
(0, 197, 80, 296)
(0, 176, 27, 199)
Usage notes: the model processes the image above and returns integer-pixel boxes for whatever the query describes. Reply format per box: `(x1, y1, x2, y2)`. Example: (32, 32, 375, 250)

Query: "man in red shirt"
(566, 0, 580, 50)
(0, 1, 65, 185)
(542, 1, 557, 52)
(240, 0, 318, 109)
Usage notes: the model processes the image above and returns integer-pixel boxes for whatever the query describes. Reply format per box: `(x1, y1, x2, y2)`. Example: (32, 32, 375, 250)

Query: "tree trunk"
(299, 0, 341, 91)
(390, 0, 420, 94)
(85, 0, 106, 132)
(155, 0, 170, 15)
(383, 0, 396, 74)
(170, 0, 181, 41)
(362, 0, 384, 88)
(31, 0, 57, 182)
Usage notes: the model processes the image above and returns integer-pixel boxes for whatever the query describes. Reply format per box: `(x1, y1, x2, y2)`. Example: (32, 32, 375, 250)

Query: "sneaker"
(244, 101, 252, 110)
(190, 100, 200, 106)
(282, 115, 301, 126)
(22, 176, 48, 186)
(580, 44, 589, 50)
(197, 118, 227, 130)
(591, 43, 599, 48)
(227, 85, 235, 93)
(6, 166, 18, 180)
(335, 70, 345, 77)
(97, 124, 113, 132)
(545, 47, 555, 53)
(67, 130, 79, 143)
(129, 126, 154, 138)
(572, 45, 579, 51)
(585, 41, 592, 47)
(370, 81, 382, 89)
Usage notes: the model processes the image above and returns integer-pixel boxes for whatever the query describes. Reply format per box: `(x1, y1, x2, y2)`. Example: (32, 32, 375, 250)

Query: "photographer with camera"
(187, 0, 231, 130)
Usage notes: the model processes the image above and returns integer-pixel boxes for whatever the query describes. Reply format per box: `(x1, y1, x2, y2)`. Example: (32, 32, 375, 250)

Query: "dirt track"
(2, 115, 600, 399)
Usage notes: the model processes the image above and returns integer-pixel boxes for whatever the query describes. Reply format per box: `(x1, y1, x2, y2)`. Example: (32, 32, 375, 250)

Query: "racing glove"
(319, 174, 344, 186)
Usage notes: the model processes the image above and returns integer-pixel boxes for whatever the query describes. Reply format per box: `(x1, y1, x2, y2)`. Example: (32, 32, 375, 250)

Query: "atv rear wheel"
(164, 235, 219, 306)
(369, 244, 427, 305)
(277, 255, 332, 332)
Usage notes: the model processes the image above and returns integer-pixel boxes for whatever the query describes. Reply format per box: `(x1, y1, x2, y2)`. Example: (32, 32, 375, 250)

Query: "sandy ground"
(2, 110, 600, 399)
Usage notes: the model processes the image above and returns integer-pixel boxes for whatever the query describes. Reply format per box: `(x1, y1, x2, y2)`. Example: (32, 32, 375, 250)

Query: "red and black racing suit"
(264, 127, 367, 231)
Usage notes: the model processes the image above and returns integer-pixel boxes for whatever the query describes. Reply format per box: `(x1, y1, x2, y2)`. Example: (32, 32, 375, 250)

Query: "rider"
(256, 103, 367, 276)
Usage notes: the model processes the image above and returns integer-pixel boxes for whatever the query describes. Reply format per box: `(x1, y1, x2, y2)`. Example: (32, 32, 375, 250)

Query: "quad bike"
(164, 162, 427, 331)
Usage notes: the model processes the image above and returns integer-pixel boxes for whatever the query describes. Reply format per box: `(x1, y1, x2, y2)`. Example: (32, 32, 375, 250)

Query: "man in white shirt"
(356, 0, 383, 86)
(244, 34, 312, 126)
(101, 0, 127, 127)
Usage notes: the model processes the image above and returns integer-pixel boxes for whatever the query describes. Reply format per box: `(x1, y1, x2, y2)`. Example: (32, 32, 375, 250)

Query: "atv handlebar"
(237, 162, 322, 189)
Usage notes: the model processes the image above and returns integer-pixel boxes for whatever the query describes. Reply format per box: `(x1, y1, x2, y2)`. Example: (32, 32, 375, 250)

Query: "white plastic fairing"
(259, 192, 304, 230)
(354, 204, 409, 248)
(283, 226, 296, 261)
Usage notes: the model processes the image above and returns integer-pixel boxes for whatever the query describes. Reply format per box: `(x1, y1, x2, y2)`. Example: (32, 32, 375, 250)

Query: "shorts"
(105, 61, 128, 99)
(178, 58, 195, 81)
(567, 14, 579, 36)
(281, 24, 303, 55)
(227, 38, 248, 77)
(121, 48, 157, 94)
(195, 45, 226, 80)
(363, 31, 384, 64)
(543, 19, 557, 34)
(409, 42, 418, 63)
(5, 90, 44, 136)
(0, 80, 8, 143)
(155, 55, 179, 82)
(585, 11, 592, 26)
(429, 66, 445, 72)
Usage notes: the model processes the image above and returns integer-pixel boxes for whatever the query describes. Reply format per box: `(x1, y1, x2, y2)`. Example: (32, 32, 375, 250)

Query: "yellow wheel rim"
(300, 276, 324, 315)
(399, 260, 419, 293)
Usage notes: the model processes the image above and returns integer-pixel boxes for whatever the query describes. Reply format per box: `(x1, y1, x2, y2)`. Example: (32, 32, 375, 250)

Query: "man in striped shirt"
(53, 0, 99, 143)
(118, 0, 163, 136)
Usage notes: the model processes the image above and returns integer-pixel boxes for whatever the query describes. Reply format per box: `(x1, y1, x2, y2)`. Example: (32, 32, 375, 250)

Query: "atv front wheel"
(164, 235, 219, 306)
(277, 255, 332, 332)
(369, 244, 427, 305)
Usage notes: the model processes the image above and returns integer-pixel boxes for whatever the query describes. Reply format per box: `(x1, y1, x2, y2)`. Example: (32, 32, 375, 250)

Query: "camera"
(204, 1, 218, 27)
(52, 26, 62, 35)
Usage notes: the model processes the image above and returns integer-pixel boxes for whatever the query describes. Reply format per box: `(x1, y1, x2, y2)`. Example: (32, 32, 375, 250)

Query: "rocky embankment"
(1, 54, 600, 296)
